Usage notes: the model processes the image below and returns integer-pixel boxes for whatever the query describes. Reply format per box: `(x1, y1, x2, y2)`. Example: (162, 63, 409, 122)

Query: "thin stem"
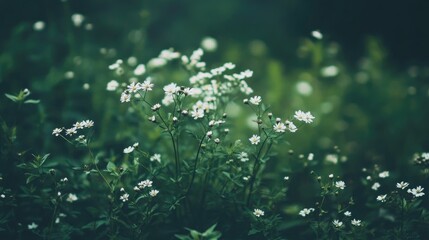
(185, 134, 206, 196)
(246, 136, 270, 207)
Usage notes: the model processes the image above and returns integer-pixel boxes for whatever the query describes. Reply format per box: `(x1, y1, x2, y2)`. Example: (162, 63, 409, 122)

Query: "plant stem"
(246, 136, 269, 207)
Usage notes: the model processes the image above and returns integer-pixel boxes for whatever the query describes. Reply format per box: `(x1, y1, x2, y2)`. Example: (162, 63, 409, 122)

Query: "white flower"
(120, 93, 131, 103)
(249, 96, 262, 105)
(107, 80, 119, 91)
(294, 110, 315, 123)
(71, 13, 85, 27)
(378, 171, 389, 178)
(163, 83, 179, 95)
(127, 82, 140, 93)
(133, 142, 139, 148)
(0, 194, 5, 198)
(344, 211, 352, 217)
(321, 65, 339, 77)
(299, 208, 315, 217)
(351, 219, 362, 226)
(149, 189, 159, 197)
(335, 181, 346, 190)
(285, 120, 298, 132)
(237, 152, 249, 162)
(133, 64, 146, 76)
(408, 186, 425, 197)
(253, 209, 264, 217)
(151, 103, 161, 111)
(82, 120, 94, 128)
(325, 154, 338, 164)
(191, 108, 204, 120)
(396, 181, 409, 190)
(307, 153, 314, 161)
(123, 146, 135, 154)
(120, 193, 129, 202)
(311, 30, 323, 39)
(141, 79, 154, 91)
(61, 177, 68, 182)
(249, 135, 260, 145)
(332, 220, 343, 228)
(28, 222, 38, 230)
(371, 182, 381, 191)
(65, 127, 77, 136)
(150, 154, 161, 163)
(52, 128, 63, 136)
(377, 194, 387, 202)
(273, 122, 286, 133)
(138, 180, 153, 189)
(66, 193, 78, 203)
(201, 37, 218, 52)
(33, 21, 45, 31)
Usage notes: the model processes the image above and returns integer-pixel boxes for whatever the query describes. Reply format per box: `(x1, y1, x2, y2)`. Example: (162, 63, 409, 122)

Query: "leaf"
(24, 99, 40, 104)
(4, 93, 18, 102)
(106, 161, 116, 172)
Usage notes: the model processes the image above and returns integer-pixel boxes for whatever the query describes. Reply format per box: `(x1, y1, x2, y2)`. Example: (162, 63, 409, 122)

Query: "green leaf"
(4, 93, 18, 102)
(24, 99, 40, 104)
(106, 161, 116, 172)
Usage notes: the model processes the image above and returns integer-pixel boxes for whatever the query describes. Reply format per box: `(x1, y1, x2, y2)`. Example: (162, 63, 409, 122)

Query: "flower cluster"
(52, 120, 94, 137)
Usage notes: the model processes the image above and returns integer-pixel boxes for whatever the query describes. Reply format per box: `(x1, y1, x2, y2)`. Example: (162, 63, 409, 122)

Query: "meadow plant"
(1, 45, 428, 240)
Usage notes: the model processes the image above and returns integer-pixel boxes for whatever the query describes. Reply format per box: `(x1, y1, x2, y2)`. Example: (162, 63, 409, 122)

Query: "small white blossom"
(249, 135, 260, 145)
(335, 181, 346, 190)
(377, 194, 387, 202)
(65, 127, 77, 136)
(378, 171, 389, 178)
(107, 80, 119, 91)
(120, 93, 131, 103)
(33, 21, 45, 31)
(120, 193, 129, 202)
(133, 64, 146, 76)
(191, 108, 204, 120)
(141, 79, 154, 91)
(351, 219, 362, 226)
(311, 30, 323, 39)
(371, 182, 381, 191)
(150, 154, 161, 163)
(407, 186, 425, 197)
(133, 142, 139, 148)
(28, 222, 38, 230)
(332, 220, 343, 228)
(52, 128, 63, 136)
(249, 96, 262, 105)
(71, 13, 85, 27)
(307, 153, 314, 161)
(396, 181, 409, 190)
(1, 194, 5, 198)
(299, 208, 315, 217)
(149, 189, 159, 197)
(273, 122, 286, 133)
(151, 103, 161, 111)
(163, 83, 180, 95)
(285, 120, 298, 132)
(123, 146, 135, 154)
(253, 209, 264, 217)
(138, 180, 153, 189)
(344, 211, 352, 217)
(294, 110, 315, 123)
(237, 152, 249, 162)
(66, 193, 78, 203)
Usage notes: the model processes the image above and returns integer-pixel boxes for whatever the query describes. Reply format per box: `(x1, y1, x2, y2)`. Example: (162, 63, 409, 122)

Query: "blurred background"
(1, 0, 429, 225)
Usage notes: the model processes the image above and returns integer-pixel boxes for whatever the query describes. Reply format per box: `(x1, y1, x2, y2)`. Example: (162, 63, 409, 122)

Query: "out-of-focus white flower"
(163, 83, 180, 95)
(52, 128, 63, 136)
(237, 152, 249, 162)
(66, 193, 78, 203)
(311, 30, 323, 39)
(148, 58, 167, 68)
(123, 146, 134, 154)
(296, 81, 313, 96)
(28, 222, 38, 230)
(378, 171, 389, 178)
(332, 220, 343, 228)
(201, 37, 218, 52)
(191, 108, 204, 120)
(351, 219, 362, 226)
(321, 65, 339, 77)
(33, 21, 45, 31)
(344, 211, 352, 217)
(107, 80, 119, 91)
(149, 189, 159, 197)
(71, 13, 85, 27)
(377, 194, 387, 202)
(120, 193, 129, 202)
(335, 181, 346, 190)
(133, 64, 146, 76)
(371, 182, 381, 191)
(150, 154, 161, 163)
